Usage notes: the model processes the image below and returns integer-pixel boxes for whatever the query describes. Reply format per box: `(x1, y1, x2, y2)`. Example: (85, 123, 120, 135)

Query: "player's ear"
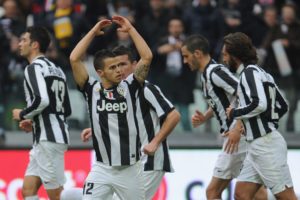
(31, 40, 39, 50)
(96, 69, 104, 77)
(194, 49, 203, 58)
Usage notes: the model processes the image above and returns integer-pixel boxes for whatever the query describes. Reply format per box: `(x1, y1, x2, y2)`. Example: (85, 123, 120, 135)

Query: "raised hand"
(191, 110, 206, 128)
(112, 15, 133, 33)
(92, 19, 112, 36)
(81, 128, 92, 142)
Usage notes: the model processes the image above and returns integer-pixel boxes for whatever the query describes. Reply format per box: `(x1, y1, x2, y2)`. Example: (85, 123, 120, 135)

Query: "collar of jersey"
(236, 64, 245, 76)
(203, 59, 217, 79)
(31, 55, 45, 63)
(100, 83, 118, 91)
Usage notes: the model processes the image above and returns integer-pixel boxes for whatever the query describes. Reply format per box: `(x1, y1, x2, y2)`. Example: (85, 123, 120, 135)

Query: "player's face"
(115, 54, 135, 79)
(181, 46, 199, 71)
(19, 32, 33, 58)
(100, 57, 123, 85)
(222, 45, 238, 73)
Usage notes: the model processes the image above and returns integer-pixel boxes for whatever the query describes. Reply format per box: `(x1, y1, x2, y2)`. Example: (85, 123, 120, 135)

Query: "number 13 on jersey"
(51, 79, 65, 113)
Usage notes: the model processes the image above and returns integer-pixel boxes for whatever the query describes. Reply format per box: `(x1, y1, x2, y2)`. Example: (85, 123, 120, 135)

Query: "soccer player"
(224, 32, 297, 200)
(80, 45, 180, 200)
(181, 35, 266, 199)
(12, 26, 71, 200)
(69, 16, 152, 199)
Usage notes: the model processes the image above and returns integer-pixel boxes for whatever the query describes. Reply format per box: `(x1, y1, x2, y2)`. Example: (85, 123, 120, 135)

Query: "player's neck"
(28, 52, 44, 64)
(199, 55, 211, 72)
(101, 80, 117, 90)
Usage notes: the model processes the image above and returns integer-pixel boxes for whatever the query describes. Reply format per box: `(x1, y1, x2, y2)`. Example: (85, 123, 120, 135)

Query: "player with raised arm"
(80, 45, 180, 200)
(69, 15, 152, 200)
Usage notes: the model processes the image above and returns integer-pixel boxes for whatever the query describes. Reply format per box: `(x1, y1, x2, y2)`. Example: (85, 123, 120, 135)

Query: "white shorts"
(143, 170, 165, 200)
(83, 161, 145, 200)
(113, 170, 165, 200)
(25, 141, 68, 190)
(237, 131, 293, 195)
(213, 134, 247, 179)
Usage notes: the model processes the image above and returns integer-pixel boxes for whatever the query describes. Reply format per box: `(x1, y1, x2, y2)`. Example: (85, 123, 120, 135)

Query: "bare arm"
(192, 107, 214, 128)
(203, 107, 214, 120)
(143, 109, 180, 155)
(112, 15, 153, 84)
(69, 19, 112, 89)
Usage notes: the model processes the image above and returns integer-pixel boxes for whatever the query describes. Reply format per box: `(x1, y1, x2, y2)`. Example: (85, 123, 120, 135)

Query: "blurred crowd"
(1, 0, 300, 139)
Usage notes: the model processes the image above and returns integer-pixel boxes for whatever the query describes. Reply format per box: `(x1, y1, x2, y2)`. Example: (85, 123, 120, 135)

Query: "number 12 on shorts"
(83, 182, 94, 195)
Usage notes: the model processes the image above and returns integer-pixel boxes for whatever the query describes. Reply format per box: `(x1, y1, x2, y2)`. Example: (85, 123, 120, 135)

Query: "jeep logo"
(97, 100, 128, 113)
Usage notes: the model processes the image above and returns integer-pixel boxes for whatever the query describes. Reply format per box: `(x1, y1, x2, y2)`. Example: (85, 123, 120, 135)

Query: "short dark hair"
(94, 49, 115, 70)
(223, 32, 258, 65)
(182, 34, 210, 54)
(112, 45, 135, 62)
(26, 26, 51, 53)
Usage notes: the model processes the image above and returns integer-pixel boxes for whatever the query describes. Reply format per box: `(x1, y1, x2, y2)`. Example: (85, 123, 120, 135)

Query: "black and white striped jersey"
(201, 60, 238, 133)
(231, 65, 288, 141)
(81, 74, 141, 166)
(20, 56, 71, 144)
(135, 82, 174, 172)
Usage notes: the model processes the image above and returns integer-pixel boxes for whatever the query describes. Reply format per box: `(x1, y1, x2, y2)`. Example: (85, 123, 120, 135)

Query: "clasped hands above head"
(92, 15, 134, 36)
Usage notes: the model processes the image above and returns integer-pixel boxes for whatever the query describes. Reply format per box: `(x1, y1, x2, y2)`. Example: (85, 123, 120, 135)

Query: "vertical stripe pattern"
(136, 82, 174, 172)
(22, 56, 71, 144)
(80, 74, 141, 166)
(232, 65, 288, 140)
(201, 60, 238, 133)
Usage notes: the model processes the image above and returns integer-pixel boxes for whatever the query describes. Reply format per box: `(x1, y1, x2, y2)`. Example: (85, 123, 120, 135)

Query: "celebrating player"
(69, 15, 152, 199)
(80, 45, 180, 200)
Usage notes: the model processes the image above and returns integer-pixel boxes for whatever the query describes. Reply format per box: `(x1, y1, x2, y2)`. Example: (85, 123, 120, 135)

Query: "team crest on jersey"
(117, 85, 125, 97)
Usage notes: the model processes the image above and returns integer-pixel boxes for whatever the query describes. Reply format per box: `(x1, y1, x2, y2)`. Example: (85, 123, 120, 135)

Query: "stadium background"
(1, 0, 300, 199)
